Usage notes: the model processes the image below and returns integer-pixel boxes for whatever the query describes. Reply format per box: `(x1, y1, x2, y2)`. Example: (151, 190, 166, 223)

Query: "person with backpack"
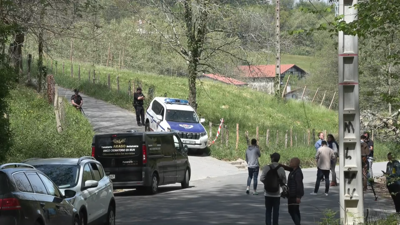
(311, 141, 335, 196)
(260, 153, 286, 225)
(280, 158, 304, 225)
(245, 132, 261, 195)
(327, 134, 339, 186)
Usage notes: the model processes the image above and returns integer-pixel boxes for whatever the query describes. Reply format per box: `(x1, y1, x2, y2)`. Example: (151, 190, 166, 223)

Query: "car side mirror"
(183, 145, 189, 153)
(64, 190, 76, 198)
(200, 118, 205, 123)
(156, 115, 162, 120)
(84, 180, 98, 189)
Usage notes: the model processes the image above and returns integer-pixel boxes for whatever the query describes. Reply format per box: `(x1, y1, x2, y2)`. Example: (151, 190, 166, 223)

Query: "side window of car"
(173, 135, 183, 151)
(97, 163, 105, 178)
(13, 173, 33, 193)
(90, 163, 102, 181)
(38, 173, 61, 198)
(26, 173, 48, 195)
(82, 163, 94, 184)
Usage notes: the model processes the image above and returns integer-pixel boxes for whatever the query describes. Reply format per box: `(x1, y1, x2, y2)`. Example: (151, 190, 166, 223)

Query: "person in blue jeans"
(245, 132, 261, 195)
(260, 153, 287, 225)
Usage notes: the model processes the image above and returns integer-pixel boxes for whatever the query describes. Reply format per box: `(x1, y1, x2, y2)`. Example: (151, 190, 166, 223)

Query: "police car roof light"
(164, 98, 189, 105)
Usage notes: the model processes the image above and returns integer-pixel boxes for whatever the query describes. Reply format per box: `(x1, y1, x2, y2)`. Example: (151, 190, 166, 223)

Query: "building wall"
(248, 80, 275, 94)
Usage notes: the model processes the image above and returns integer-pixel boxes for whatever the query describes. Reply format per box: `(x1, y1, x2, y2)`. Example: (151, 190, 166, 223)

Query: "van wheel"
(147, 173, 158, 194)
(145, 122, 150, 131)
(181, 169, 190, 188)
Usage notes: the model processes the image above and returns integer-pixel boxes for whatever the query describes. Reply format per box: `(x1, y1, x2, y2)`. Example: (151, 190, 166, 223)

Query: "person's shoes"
(310, 192, 317, 195)
(246, 190, 249, 195)
(253, 191, 258, 195)
(137, 123, 142, 126)
(325, 193, 329, 196)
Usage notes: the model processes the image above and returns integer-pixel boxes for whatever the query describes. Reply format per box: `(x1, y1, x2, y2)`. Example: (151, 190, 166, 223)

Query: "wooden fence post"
(122, 48, 125, 68)
(276, 130, 279, 145)
(78, 65, 80, 81)
(290, 128, 293, 147)
(108, 74, 111, 89)
(70, 39, 73, 77)
(329, 92, 336, 110)
(324, 130, 327, 141)
(295, 133, 297, 147)
(301, 86, 307, 100)
(225, 125, 229, 147)
(62, 62, 65, 75)
(307, 129, 310, 146)
(282, 75, 291, 98)
(371, 130, 374, 141)
(312, 88, 319, 103)
(117, 76, 120, 92)
(266, 129, 270, 146)
(27, 54, 32, 80)
(55, 61, 57, 76)
(93, 70, 96, 84)
(119, 51, 121, 70)
(88, 70, 91, 82)
(236, 124, 239, 150)
(209, 122, 212, 139)
(128, 80, 131, 97)
(285, 130, 288, 148)
(256, 126, 259, 144)
(304, 133, 306, 145)
(312, 129, 316, 144)
(107, 43, 111, 67)
(220, 124, 224, 144)
(70, 64, 73, 77)
(320, 91, 326, 106)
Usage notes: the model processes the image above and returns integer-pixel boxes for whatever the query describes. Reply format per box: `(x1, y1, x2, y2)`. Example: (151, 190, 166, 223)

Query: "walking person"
(363, 132, 374, 178)
(245, 132, 261, 195)
(384, 153, 400, 212)
(133, 87, 145, 126)
(280, 158, 304, 225)
(311, 141, 335, 196)
(314, 132, 325, 182)
(260, 153, 286, 225)
(327, 134, 339, 186)
(361, 135, 370, 191)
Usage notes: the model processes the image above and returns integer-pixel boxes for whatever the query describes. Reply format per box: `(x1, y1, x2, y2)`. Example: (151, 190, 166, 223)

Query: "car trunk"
(93, 134, 144, 182)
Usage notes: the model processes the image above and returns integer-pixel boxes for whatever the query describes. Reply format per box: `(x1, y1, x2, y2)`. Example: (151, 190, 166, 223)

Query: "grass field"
(3, 85, 94, 163)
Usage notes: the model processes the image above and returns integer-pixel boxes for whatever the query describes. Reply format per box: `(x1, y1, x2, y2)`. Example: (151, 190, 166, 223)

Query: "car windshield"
(34, 165, 80, 189)
(166, 110, 199, 123)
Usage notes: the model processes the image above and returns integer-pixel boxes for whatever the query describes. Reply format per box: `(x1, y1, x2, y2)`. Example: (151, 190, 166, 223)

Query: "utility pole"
(338, 0, 364, 224)
(274, 0, 281, 97)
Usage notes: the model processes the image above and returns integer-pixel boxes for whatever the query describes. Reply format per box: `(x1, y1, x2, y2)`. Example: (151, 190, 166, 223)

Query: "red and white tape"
(208, 118, 224, 147)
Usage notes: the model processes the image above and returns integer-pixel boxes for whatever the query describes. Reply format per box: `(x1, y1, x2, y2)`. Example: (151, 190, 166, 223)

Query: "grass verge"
(3, 85, 94, 163)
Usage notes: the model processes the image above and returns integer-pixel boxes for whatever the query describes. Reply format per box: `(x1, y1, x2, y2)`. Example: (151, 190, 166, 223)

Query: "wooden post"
(27, 54, 32, 80)
(132, 82, 135, 96)
(324, 130, 327, 141)
(301, 86, 307, 100)
(285, 130, 288, 148)
(312, 129, 316, 144)
(371, 130, 374, 141)
(329, 91, 336, 109)
(93, 70, 96, 84)
(281, 75, 291, 98)
(276, 130, 279, 145)
(307, 129, 310, 146)
(88, 70, 91, 82)
(51, 60, 53, 72)
(304, 133, 306, 145)
(108, 74, 111, 89)
(209, 122, 212, 139)
(128, 80, 131, 97)
(295, 134, 297, 147)
(107, 43, 111, 67)
(55, 61, 57, 76)
(70, 39, 73, 77)
(256, 126, 259, 143)
(312, 88, 319, 103)
(117, 76, 120, 92)
(119, 50, 121, 70)
(78, 65, 81, 80)
(122, 48, 125, 68)
(236, 124, 239, 150)
(220, 124, 224, 144)
(290, 128, 293, 147)
(225, 125, 229, 147)
(320, 91, 326, 106)
(266, 129, 270, 146)
(62, 62, 65, 75)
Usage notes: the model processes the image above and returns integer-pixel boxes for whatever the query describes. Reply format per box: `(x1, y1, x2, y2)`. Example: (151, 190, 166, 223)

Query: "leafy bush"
(3, 85, 94, 163)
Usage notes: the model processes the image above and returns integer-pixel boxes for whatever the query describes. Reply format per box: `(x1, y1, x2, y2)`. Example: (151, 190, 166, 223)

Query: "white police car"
(145, 97, 208, 151)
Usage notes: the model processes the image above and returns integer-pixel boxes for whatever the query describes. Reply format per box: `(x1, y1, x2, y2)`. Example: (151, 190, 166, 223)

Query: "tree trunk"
(37, 7, 45, 92)
(9, 32, 25, 78)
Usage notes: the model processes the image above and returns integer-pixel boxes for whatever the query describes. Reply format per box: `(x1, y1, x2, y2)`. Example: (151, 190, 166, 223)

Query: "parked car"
(144, 97, 208, 152)
(24, 157, 116, 225)
(92, 131, 191, 194)
(0, 163, 80, 225)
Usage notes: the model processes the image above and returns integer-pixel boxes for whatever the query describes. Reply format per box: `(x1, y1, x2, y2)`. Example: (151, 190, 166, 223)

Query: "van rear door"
(93, 134, 143, 182)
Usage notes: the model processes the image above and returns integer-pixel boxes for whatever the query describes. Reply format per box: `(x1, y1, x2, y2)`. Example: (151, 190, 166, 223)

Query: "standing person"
(384, 153, 400, 213)
(71, 89, 83, 111)
(364, 132, 374, 178)
(360, 135, 370, 191)
(133, 87, 145, 126)
(260, 153, 286, 225)
(315, 132, 325, 182)
(245, 132, 261, 195)
(311, 141, 335, 196)
(280, 158, 304, 225)
(327, 134, 339, 186)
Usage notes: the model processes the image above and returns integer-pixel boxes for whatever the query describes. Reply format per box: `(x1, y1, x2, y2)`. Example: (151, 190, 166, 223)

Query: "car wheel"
(147, 173, 158, 194)
(181, 169, 190, 188)
(79, 211, 86, 225)
(105, 204, 116, 225)
(74, 216, 80, 225)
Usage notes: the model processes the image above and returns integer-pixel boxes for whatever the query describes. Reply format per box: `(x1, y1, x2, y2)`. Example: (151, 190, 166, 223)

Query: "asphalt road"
(114, 162, 395, 225)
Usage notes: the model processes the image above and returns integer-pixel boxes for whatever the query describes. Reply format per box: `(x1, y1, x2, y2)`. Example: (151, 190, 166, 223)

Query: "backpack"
(264, 165, 282, 193)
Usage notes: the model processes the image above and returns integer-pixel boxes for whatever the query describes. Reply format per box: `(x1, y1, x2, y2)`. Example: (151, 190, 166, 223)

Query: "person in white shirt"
(311, 141, 336, 196)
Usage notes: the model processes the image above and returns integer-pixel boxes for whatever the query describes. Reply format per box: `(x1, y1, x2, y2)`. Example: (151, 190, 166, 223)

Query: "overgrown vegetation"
(3, 85, 94, 163)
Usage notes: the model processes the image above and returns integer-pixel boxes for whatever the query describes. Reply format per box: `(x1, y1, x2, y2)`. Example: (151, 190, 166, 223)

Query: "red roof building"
(237, 64, 306, 79)
(201, 73, 247, 86)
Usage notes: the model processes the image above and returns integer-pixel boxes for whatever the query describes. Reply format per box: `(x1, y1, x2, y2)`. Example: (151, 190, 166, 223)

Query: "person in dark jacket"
(384, 152, 400, 212)
(133, 87, 145, 126)
(281, 158, 304, 225)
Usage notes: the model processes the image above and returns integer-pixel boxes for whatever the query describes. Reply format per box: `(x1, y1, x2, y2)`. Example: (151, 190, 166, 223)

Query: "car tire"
(79, 211, 86, 225)
(147, 173, 158, 195)
(105, 204, 116, 225)
(74, 216, 80, 225)
(181, 169, 190, 188)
